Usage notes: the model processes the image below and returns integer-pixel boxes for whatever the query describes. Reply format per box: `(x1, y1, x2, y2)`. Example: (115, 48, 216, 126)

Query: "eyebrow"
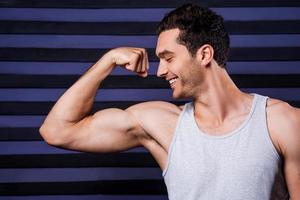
(156, 50, 174, 58)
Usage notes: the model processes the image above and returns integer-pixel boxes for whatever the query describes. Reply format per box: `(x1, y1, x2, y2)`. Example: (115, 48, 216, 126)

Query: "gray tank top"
(162, 93, 289, 200)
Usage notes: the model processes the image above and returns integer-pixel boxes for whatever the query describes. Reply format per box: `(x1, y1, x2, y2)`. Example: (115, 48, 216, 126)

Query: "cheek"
(185, 67, 203, 85)
(173, 58, 197, 81)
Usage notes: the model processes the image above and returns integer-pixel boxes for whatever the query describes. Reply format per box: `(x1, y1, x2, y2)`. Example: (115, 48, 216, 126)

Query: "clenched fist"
(107, 47, 149, 77)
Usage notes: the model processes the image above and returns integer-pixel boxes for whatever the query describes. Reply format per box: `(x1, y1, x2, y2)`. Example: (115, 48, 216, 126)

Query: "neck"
(192, 63, 253, 127)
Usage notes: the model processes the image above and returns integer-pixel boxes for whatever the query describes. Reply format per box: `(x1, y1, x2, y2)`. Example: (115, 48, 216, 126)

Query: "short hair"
(156, 4, 230, 68)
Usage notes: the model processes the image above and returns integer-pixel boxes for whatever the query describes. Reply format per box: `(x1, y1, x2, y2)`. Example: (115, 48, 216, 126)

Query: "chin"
(172, 95, 181, 100)
(171, 84, 189, 99)
(172, 91, 186, 100)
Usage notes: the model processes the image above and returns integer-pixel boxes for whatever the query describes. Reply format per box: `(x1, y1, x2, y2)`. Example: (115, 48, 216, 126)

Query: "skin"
(40, 28, 300, 198)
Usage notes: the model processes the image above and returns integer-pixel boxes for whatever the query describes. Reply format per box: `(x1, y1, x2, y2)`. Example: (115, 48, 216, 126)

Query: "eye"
(166, 57, 173, 62)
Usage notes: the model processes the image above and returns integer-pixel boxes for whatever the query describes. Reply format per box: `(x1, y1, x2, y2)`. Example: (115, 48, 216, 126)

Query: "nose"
(156, 61, 168, 78)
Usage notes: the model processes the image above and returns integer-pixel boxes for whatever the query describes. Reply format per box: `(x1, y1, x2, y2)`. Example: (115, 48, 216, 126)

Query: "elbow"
(39, 124, 65, 146)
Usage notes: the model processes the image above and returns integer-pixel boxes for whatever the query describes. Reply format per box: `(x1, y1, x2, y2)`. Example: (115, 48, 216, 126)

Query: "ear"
(196, 44, 214, 66)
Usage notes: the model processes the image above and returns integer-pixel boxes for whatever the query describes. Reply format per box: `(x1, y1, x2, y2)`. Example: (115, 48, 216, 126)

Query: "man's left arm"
(276, 104, 300, 199)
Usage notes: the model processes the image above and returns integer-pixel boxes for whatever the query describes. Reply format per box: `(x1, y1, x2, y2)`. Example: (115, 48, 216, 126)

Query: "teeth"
(169, 78, 178, 84)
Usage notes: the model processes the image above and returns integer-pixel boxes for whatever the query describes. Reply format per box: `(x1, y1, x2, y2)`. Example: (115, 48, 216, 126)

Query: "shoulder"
(125, 100, 185, 135)
(266, 98, 299, 126)
(124, 101, 184, 130)
(266, 98, 300, 156)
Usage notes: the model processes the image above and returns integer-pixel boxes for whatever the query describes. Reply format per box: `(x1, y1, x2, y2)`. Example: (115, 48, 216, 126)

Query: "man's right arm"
(39, 47, 150, 153)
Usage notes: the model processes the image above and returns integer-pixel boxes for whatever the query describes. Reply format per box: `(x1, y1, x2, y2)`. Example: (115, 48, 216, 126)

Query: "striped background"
(0, 0, 300, 199)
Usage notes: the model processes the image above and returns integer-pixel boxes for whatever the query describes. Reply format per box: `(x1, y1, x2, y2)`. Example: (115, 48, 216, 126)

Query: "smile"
(169, 78, 178, 85)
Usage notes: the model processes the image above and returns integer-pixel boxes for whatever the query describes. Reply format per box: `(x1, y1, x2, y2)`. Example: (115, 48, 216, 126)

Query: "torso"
(133, 98, 284, 171)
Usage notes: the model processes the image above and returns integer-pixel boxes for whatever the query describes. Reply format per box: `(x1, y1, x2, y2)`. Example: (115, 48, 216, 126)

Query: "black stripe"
(1, 48, 300, 62)
(0, 101, 185, 116)
(0, 128, 42, 141)
(0, 0, 299, 8)
(0, 74, 300, 88)
(0, 74, 165, 88)
(0, 101, 138, 116)
(0, 153, 158, 168)
(0, 180, 167, 195)
(226, 21, 300, 34)
(1, 21, 299, 35)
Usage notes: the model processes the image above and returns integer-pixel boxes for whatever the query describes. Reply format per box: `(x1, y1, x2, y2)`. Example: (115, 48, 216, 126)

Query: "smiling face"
(156, 28, 206, 99)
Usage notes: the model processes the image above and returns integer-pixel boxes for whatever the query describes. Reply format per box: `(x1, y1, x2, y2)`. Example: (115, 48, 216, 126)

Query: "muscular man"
(39, 4, 300, 199)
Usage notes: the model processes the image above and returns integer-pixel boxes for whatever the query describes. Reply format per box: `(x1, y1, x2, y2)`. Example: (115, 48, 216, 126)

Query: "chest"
(194, 114, 249, 136)
(164, 130, 282, 199)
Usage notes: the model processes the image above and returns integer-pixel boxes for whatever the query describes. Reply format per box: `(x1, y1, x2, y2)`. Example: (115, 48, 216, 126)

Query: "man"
(39, 4, 300, 199)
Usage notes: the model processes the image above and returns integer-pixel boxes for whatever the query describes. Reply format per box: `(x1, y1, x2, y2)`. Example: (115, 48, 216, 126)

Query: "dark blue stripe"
(0, 168, 162, 182)
(0, 89, 299, 101)
(0, 8, 300, 21)
(0, 89, 183, 101)
(0, 141, 147, 154)
(0, 0, 299, 8)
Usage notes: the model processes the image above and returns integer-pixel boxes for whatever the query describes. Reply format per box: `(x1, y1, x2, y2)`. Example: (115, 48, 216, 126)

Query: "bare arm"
(39, 47, 150, 153)
(280, 107, 300, 199)
(267, 100, 300, 199)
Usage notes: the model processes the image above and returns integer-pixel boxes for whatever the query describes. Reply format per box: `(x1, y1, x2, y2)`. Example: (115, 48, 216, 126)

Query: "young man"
(39, 4, 300, 199)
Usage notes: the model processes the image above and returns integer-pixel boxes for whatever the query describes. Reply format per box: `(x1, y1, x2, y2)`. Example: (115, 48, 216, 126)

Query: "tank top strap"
(250, 93, 269, 121)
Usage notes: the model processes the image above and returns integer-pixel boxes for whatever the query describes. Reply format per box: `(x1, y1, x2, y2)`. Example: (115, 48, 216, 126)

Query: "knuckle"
(130, 53, 139, 60)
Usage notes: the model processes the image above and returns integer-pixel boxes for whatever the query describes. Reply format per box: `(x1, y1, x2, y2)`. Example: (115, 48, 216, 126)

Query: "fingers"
(139, 48, 149, 76)
(132, 49, 143, 73)
(131, 48, 149, 77)
(112, 47, 149, 77)
(145, 49, 149, 71)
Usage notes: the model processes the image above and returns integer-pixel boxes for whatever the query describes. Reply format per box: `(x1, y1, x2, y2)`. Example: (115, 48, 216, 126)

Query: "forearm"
(41, 52, 115, 130)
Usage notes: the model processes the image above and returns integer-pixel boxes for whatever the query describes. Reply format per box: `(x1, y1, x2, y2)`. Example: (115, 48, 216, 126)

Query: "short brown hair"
(157, 4, 230, 68)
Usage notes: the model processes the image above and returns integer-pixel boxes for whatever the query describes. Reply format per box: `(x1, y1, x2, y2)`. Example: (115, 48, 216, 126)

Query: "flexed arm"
(39, 47, 149, 153)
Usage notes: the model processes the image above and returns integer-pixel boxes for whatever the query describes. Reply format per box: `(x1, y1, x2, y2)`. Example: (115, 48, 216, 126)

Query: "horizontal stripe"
(0, 35, 157, 48)
(0, 61, 143, 75)
(0, 180, 166, 195)
(0, 153, 158, 168)
(0, 75, 167, 88)
(0, 8, 170, 22)
(1, 75, 300, 88)
(0, 0, 299, 8)
(0, 141, 148, 154)
(0, 195, 168, 200)
(0, 128, 42, 141)
(1, 61, 300, 75)
(0, 100, 299, 116)
(1, 21, 300, 35)
(0, 88, 300, 101)
(0, 141, 94, 154)
(0, 101, 184, 115)
(0, 116, 43, 127)
(0, 89, 179, 101)
(1, 35, 300, 48)
(1, 8, 300, 22)
(1, 47, 299, 62)
(0, 168, 162, 182)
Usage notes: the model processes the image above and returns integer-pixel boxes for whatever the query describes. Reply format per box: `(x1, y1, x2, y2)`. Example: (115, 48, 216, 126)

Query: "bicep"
(58, 108, 144, 153)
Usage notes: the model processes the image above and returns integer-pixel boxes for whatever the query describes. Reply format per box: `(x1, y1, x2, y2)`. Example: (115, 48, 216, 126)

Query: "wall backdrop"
(0, 0, 300, 199)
